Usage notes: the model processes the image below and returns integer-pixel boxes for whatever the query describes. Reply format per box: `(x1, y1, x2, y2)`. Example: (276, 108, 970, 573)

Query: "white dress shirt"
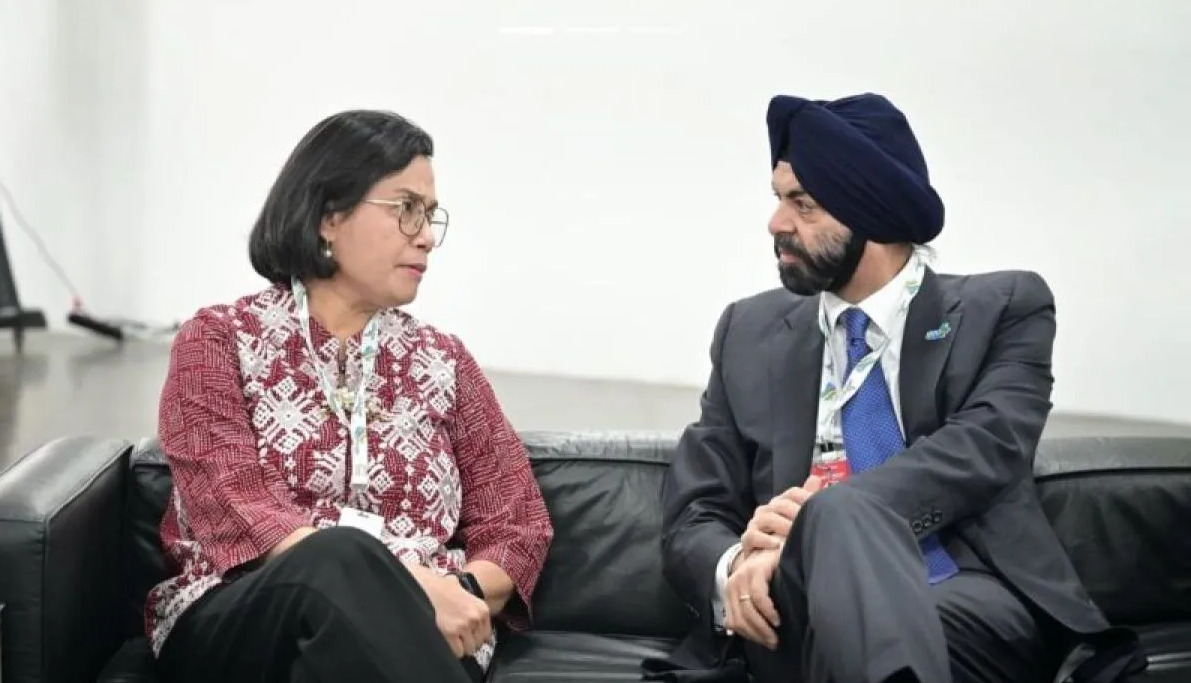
(711, 255, 920, 628)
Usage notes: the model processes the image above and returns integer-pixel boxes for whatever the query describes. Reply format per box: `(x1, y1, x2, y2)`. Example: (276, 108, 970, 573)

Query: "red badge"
(810, 453, 851, 487)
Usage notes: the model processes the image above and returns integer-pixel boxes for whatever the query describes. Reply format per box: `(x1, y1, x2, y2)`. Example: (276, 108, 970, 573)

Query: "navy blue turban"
(767, 93, 944, 244)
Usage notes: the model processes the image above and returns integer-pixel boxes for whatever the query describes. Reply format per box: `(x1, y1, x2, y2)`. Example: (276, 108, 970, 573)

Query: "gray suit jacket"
(657, 268, 1117, 675)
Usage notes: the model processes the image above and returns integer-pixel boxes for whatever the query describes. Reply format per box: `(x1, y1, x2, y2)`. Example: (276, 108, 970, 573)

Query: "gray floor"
(3, 331, 1191, 471)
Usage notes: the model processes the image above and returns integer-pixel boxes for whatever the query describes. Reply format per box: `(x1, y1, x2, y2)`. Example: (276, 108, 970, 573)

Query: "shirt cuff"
(712, 542, 744, 629)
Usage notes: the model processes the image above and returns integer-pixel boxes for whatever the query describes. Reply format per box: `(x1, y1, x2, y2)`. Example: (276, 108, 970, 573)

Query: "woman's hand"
(412, 570, 493, 657)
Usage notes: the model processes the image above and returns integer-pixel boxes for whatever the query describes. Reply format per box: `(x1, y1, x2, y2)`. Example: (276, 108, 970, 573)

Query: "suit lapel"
(899, 268, 962, 442)
(769, 298, 824, 495)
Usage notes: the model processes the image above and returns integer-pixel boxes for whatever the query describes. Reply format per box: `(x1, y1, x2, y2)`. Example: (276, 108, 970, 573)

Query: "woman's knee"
(267, 526, 394, 582)
(288, 525, 387, 560)
(258, 526, 432, 618)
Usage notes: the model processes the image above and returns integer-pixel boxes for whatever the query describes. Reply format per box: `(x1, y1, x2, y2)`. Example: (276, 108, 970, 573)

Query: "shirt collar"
(820, 254, 918, 338)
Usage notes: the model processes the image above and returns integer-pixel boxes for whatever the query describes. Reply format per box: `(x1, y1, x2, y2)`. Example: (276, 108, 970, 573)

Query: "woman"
(148, 110, 554, 683)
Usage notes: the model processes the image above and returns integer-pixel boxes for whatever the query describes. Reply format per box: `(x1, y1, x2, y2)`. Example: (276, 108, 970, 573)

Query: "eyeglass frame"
(362, 197, 450, 247)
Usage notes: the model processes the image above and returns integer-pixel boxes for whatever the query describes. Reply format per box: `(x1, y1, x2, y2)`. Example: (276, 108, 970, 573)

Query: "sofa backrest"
(1033, 436, 1191, 625)
(120, 432, 1191, 641)
(119, 430, 694, 640)
(517, 431, 691, 637)
(122, 438, 171, 637)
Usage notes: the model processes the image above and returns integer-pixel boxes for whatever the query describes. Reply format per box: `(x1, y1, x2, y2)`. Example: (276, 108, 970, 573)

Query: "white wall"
(0, 0, 74, 327)
(0, 0, 148, 326)
(2, 0, 1189, 424)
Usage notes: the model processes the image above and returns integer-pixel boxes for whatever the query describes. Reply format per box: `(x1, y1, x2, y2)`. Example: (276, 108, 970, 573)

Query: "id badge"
(810, 443, 851, 487)
(338, 507, 385, 540)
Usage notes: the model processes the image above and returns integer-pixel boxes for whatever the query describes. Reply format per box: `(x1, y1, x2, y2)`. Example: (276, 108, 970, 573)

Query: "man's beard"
(773, 230, 867, 296)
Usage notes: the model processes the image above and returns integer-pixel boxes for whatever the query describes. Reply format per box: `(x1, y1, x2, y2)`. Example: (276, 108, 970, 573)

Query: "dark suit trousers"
(156, 526, 478, 683)
(744, 484, 1053, 683)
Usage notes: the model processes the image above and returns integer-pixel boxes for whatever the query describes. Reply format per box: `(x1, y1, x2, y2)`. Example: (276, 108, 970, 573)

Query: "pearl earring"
(322, 242, 333, 259)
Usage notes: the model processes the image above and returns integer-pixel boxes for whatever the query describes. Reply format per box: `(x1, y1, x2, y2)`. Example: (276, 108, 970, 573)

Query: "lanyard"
(291, 278, 381, 493)
(813, 252, 925, 444)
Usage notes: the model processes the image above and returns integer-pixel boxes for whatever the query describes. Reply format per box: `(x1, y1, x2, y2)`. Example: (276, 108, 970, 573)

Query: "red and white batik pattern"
(146, 284, 552, 669)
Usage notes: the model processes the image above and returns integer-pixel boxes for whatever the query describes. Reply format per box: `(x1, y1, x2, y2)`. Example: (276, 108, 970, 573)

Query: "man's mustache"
(773, 233, 810, 260)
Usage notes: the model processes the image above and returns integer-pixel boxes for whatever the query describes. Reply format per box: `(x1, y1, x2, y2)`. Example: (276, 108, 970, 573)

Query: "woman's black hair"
(248, 110, 434, 284)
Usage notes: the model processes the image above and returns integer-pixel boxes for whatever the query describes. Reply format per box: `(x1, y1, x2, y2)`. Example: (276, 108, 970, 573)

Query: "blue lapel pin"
(925, 321, 951, 341)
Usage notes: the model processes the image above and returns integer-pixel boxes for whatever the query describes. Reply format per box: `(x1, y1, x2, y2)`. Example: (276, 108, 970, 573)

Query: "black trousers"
(744, 484, 1055, 683)
(156, 526, 477, 683)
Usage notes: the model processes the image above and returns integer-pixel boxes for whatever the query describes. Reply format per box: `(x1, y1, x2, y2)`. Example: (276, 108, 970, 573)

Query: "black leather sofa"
(1, 431, 1190, 683)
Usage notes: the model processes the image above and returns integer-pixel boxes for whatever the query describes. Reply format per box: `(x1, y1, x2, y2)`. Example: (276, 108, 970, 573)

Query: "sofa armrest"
(0, 436, 133, 683)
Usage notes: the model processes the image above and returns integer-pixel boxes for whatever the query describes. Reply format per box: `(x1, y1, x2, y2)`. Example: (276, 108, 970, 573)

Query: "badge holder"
(339, 507, 385, 540)
(811, 441, 852, 487)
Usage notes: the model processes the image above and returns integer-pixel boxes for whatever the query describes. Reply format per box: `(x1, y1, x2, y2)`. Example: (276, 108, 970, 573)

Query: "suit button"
(921, 514, 933, 528)
(933, 511, 943, 524)
(911, 520, 924, 534)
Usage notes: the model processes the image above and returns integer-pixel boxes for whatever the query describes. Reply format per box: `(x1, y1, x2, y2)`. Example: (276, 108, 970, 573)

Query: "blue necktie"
(838, 307, 959, 585)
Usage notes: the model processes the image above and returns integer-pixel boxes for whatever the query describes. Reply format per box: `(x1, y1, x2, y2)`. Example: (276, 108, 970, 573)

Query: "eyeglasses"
(363, 198, 450, 247)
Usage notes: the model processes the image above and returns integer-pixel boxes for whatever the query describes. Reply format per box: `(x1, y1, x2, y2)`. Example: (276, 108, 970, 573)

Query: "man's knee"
(799, 482, 878, 527)
(778, 485, 878, 570)
(788, 483, 907, 557)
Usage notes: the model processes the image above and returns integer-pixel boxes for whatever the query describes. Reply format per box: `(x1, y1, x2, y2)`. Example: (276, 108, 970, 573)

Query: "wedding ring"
(739, 594, 752, 603)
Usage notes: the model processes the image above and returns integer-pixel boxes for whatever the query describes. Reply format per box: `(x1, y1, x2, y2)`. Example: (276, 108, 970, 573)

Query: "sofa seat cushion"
(488, 631, 677, 682)
(1132, 622, 1191, 682)
(97, 632, 674, 683)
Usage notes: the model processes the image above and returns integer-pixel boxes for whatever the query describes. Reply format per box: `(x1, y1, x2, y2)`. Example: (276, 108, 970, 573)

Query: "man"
(648, 94, 1144, 683)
